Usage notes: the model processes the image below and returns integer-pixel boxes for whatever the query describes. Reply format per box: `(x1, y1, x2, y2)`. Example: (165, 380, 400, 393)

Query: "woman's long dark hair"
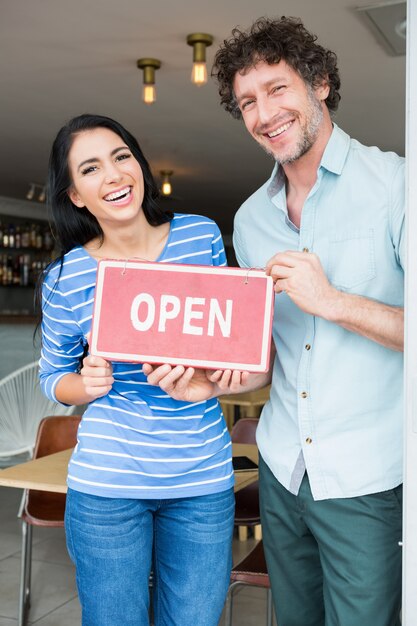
(48, 113, 172, 254)
(36, 113, 172, 335)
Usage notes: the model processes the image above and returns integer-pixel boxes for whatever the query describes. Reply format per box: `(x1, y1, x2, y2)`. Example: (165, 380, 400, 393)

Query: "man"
(211, 15, 404, 626)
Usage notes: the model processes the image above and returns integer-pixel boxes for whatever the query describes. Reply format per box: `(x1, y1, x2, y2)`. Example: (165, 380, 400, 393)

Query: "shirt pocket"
(327, 229, 376, 290)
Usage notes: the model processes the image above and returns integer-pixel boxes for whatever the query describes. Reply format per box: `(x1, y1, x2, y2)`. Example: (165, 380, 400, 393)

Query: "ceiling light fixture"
(395, 17, 407, 39)
(26, 183, 45, 202)
(137, 58, 161, 105)
(357, 1, 406, 56)
(38, 185, 46, 203)
(26, 183, 35, 201)
(186, 33, 213, 86)
(160, 170, 174, 196)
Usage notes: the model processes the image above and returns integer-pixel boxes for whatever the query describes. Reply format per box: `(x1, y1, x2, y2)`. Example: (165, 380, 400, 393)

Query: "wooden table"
(0, 443, 258, 494)
(220, 385, 270, 430)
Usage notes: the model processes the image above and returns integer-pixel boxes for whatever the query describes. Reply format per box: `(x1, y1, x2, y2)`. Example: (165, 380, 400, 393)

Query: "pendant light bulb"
(26, 183, 35, 201)
(38, 186, 46, 203)
(187, 34, 213, 86)
(143, 84, 156, 105)
(191, 62, 208, 86)
(137, 58, 161, 105)
(160, 170, 174, 196)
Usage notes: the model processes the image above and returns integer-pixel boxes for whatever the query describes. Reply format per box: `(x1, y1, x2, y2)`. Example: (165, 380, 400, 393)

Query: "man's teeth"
(268, 122, 293, 138)
(104, 187, 131, 201)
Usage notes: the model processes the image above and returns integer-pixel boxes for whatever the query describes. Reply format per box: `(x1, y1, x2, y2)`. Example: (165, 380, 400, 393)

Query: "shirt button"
(306, 437, 313, 444)
(305, 344, 311, 351)
(301, 391, 308, 399)
(302, 247, 309, 253)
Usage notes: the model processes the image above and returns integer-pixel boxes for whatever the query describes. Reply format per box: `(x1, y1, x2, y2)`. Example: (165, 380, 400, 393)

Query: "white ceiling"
(0, 0, 406, 234)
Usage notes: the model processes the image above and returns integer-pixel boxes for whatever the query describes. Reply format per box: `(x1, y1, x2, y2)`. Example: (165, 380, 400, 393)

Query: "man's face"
(233, 60, 329, 164)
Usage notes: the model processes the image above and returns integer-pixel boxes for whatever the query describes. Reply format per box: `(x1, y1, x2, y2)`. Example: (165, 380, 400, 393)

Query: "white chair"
(0, 361, 77, 465)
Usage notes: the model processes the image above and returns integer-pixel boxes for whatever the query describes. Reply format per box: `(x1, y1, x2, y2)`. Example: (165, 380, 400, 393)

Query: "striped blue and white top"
(39, 213, 234, 499)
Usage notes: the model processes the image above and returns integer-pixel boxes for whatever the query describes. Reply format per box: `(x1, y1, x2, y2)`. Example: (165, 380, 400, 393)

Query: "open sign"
(90, 260, 274, 372)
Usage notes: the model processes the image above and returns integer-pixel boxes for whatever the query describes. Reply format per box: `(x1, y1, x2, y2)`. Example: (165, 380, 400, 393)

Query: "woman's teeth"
(104, 187, 131, 202)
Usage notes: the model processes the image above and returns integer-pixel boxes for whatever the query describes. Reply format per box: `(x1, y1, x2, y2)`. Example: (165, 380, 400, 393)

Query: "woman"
(39, 113, 235, 626)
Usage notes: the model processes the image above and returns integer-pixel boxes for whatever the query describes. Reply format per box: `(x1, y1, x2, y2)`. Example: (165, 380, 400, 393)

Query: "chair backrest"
(0, 361, 78, 460)
(34, 415, 82, 459)
(23, 415, 81, 525)
(231, 417, 259, 445)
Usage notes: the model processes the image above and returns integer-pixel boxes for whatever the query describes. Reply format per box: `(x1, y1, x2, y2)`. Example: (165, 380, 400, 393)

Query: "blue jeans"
(65, 488, 235, 626)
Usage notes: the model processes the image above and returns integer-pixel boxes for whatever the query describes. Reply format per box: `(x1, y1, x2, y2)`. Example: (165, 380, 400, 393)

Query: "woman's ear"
(68, 187, 85, 208)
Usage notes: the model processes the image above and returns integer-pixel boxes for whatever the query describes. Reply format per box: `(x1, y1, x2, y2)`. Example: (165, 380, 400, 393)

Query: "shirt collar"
(320, 123, 350, 175)
(267, 123, 351, 200)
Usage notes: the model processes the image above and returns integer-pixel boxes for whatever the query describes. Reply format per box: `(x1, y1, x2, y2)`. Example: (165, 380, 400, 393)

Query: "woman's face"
(67, 127, 145, 230)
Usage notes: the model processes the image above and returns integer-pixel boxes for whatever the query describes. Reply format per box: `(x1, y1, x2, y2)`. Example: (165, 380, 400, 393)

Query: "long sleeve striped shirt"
(39, 214, 234, 499)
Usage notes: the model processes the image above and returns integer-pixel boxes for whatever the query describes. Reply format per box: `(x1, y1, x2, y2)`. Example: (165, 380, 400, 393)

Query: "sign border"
(90, 260, 274, 372)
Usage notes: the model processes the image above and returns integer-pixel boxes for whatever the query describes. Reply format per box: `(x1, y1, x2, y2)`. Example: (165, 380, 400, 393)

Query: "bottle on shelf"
(29, 223, 37, 248)
(43, 226, 54, 251)
(6, 255, 13, 285)
(12, 257, 20, 285)
(2, 227, 9, 248)
(15, 225, 21, 249)
(1, 256, 7, 286)
(20, 254, 30, 287)
(36, 225, 43, 249)
(21, 223, 30, 248)
(8, 224, 15, 248)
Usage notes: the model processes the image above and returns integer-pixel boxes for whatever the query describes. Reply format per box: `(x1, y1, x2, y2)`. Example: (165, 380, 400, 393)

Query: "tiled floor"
(0, 486, 276, 625)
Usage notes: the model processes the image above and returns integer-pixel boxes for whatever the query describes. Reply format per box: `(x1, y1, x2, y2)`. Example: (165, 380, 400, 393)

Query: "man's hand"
(265, 250, 404, 351)
(143, 363, 250, 403)
(266, 250, 338, 318)
(207, 369, 250, 394)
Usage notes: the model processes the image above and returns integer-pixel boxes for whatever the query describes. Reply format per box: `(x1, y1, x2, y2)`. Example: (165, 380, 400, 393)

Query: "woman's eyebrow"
(77, 146, 129, 171)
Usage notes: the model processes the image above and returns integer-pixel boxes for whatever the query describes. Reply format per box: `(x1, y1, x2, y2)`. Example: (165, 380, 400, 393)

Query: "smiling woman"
(37, 113, 235, 626)
(67, 128, 146, 233)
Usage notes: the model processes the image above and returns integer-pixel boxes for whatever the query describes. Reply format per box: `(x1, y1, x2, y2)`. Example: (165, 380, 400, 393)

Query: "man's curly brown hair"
(212, 16, 341, 120)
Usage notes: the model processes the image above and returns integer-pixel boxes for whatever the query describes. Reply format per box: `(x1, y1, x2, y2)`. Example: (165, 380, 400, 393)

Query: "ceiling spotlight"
(26, 183, 35, 201)
(160, 170, 173, 196)
(38, 185, 46, 203)
(357, 1, 406, 56)
(395, 18, 407, 39)
(186, 33, 213, 86)
(137, 58, 161, 105)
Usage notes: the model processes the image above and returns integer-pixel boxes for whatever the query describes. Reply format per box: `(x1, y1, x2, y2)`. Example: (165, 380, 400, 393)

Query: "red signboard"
(90, 260, 274, 372)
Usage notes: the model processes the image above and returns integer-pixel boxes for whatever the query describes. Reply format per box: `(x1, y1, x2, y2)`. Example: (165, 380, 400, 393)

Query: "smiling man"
(213, 16, 405, 626)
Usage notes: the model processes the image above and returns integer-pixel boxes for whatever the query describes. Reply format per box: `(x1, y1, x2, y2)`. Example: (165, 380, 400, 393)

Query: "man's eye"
(241, 99, 254, 111)
(272, 85, 285, 94)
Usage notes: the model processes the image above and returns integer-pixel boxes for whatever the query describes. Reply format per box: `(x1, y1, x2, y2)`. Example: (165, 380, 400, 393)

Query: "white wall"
(403, 0, 417, 622)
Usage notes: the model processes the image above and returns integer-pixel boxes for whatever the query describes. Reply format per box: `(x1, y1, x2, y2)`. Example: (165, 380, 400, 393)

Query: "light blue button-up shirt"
(233, 124, 405, 500)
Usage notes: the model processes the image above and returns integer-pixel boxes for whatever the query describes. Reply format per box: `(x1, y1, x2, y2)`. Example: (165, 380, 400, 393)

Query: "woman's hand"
(80, 355, 114, 400)
(143, 363, 250, 403)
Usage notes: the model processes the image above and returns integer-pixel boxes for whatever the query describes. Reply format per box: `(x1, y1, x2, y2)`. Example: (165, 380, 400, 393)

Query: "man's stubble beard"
(259, 87, 324, 165)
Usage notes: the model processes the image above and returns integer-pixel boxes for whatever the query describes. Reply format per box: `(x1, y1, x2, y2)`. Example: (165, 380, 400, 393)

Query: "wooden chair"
(18, 414, 81, 626)
(224, 540, 273, 626)
(231, 418, 261, 541)
(220, 385, 270, 431)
